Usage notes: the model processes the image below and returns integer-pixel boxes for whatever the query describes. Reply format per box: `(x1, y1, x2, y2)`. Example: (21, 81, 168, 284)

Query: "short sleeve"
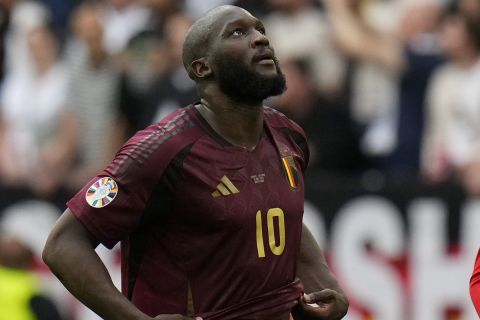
(470, 249, 480, 316)
(67, 137, 158, 248)
(66, 120, 195, 248)
(67, 166, 147, 249)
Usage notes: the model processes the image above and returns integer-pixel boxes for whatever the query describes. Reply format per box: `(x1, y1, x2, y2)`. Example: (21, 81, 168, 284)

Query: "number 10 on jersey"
(256, 208, 285, 258)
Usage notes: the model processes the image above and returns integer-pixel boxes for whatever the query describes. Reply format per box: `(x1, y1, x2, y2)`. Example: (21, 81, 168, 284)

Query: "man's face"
(440, 15, 470, 59)
(208, 9, 286, 105)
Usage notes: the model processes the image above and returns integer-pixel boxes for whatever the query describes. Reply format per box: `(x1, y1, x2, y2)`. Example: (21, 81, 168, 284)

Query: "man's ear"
(190, 58, 212, 79)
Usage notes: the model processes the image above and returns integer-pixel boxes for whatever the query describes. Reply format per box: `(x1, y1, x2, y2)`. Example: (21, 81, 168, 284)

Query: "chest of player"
(171, 134, 305, 231)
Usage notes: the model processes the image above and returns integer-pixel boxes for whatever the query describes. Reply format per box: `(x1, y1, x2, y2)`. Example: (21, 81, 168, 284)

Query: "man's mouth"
(254, 53, 276, 65)
(257, 59, 275, 65)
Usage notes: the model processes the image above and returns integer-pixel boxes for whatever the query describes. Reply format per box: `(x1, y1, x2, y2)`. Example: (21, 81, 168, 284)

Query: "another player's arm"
(470, 249, 480, 316)
(293, 224, 348, 320)
(42, 209, 196, 320)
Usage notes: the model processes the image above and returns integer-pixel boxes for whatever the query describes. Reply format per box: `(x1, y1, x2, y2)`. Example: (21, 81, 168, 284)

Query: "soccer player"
(42, 5, 348, 320)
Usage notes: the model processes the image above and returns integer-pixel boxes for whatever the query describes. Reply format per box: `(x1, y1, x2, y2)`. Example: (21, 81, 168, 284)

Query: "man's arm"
(470, 249, 480, 316)
(293, 224, 348, 320)
(43, 209, 152, 320)
(42, 209, 195, 320)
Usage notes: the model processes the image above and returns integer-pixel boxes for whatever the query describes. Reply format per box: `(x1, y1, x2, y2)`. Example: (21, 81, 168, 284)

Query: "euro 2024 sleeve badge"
(85, 177, 118, 208)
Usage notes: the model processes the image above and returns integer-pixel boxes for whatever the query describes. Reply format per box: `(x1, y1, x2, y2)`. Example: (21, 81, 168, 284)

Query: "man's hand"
(292, 289, 348, 320)
(296, 225, 349, 319)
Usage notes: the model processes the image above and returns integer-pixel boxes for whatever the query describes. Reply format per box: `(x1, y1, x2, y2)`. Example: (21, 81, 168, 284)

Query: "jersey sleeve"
(67, 120, 193, 249)
(470, 249, 480, 316)
(67, 169, 148, 249)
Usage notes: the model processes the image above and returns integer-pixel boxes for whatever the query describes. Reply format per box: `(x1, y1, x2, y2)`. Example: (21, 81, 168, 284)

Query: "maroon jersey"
(68, 105, 309, 319)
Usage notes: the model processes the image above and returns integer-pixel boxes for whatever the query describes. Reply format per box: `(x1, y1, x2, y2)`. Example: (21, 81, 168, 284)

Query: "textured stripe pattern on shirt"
(110, 109, 194, 177)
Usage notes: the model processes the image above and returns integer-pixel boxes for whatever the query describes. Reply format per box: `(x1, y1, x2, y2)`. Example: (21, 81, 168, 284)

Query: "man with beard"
(42, 5, 348, 320)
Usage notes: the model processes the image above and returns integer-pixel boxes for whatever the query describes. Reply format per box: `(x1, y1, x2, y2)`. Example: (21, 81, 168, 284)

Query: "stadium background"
(0, 0, 479, 319)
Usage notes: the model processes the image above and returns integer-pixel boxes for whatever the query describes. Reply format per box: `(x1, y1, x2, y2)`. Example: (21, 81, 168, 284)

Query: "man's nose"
(251, 29, 270, 48)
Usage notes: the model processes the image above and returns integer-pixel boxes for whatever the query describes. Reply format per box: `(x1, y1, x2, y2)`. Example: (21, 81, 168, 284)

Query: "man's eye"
(231, 29, 245, 36)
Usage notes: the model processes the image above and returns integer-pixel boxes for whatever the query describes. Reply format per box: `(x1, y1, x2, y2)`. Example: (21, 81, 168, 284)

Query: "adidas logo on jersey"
(212, 175, 239, 198)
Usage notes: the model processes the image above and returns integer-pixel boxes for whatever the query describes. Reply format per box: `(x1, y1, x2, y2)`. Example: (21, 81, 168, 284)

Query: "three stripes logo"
(212, 175, 240, 198)
(281, 155, 299, 189)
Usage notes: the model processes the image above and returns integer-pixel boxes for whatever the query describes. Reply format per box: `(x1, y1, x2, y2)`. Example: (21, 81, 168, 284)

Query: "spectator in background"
(138, 0, 184, 33)
(273, 59, 363, 173)
(325, 0, 400, 167)
(0, 25, 69, 196)
(325, 0, 444, 177)
(144, 14, 198, 126)
(118, 3, 196, 135)
(421, 5, 480, 194)
(38, 0, 80, 43)
(0, 200, 63, 320)
(101, 0, 151, 55)
(263, 0, 346, 98)
(134, 13, 197, 128)
(118, 29, 170, 136)
(53, 2, 125, 193)
(1, 0, 49, 76)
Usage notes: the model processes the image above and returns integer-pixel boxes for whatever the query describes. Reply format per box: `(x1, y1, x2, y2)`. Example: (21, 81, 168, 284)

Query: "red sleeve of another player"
(470, 249, 480, 316)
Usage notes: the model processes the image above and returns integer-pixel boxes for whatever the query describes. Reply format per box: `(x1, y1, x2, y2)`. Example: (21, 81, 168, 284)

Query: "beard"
(214, 54, 286, 106)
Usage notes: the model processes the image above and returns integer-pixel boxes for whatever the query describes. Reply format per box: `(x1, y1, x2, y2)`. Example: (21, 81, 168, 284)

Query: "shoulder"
(264, 105, 309, 169)
(106, 106, 202, 181)
(264, 106, 307, 144)
(264, 106, 302, 130)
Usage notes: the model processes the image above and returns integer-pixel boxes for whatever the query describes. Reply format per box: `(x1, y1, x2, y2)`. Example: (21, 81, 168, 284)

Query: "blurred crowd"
(0, 0, 479, 319)
(0, 0, 477, 197)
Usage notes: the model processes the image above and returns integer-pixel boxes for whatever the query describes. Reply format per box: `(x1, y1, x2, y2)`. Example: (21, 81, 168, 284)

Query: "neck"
(198, 90, 264, 151)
